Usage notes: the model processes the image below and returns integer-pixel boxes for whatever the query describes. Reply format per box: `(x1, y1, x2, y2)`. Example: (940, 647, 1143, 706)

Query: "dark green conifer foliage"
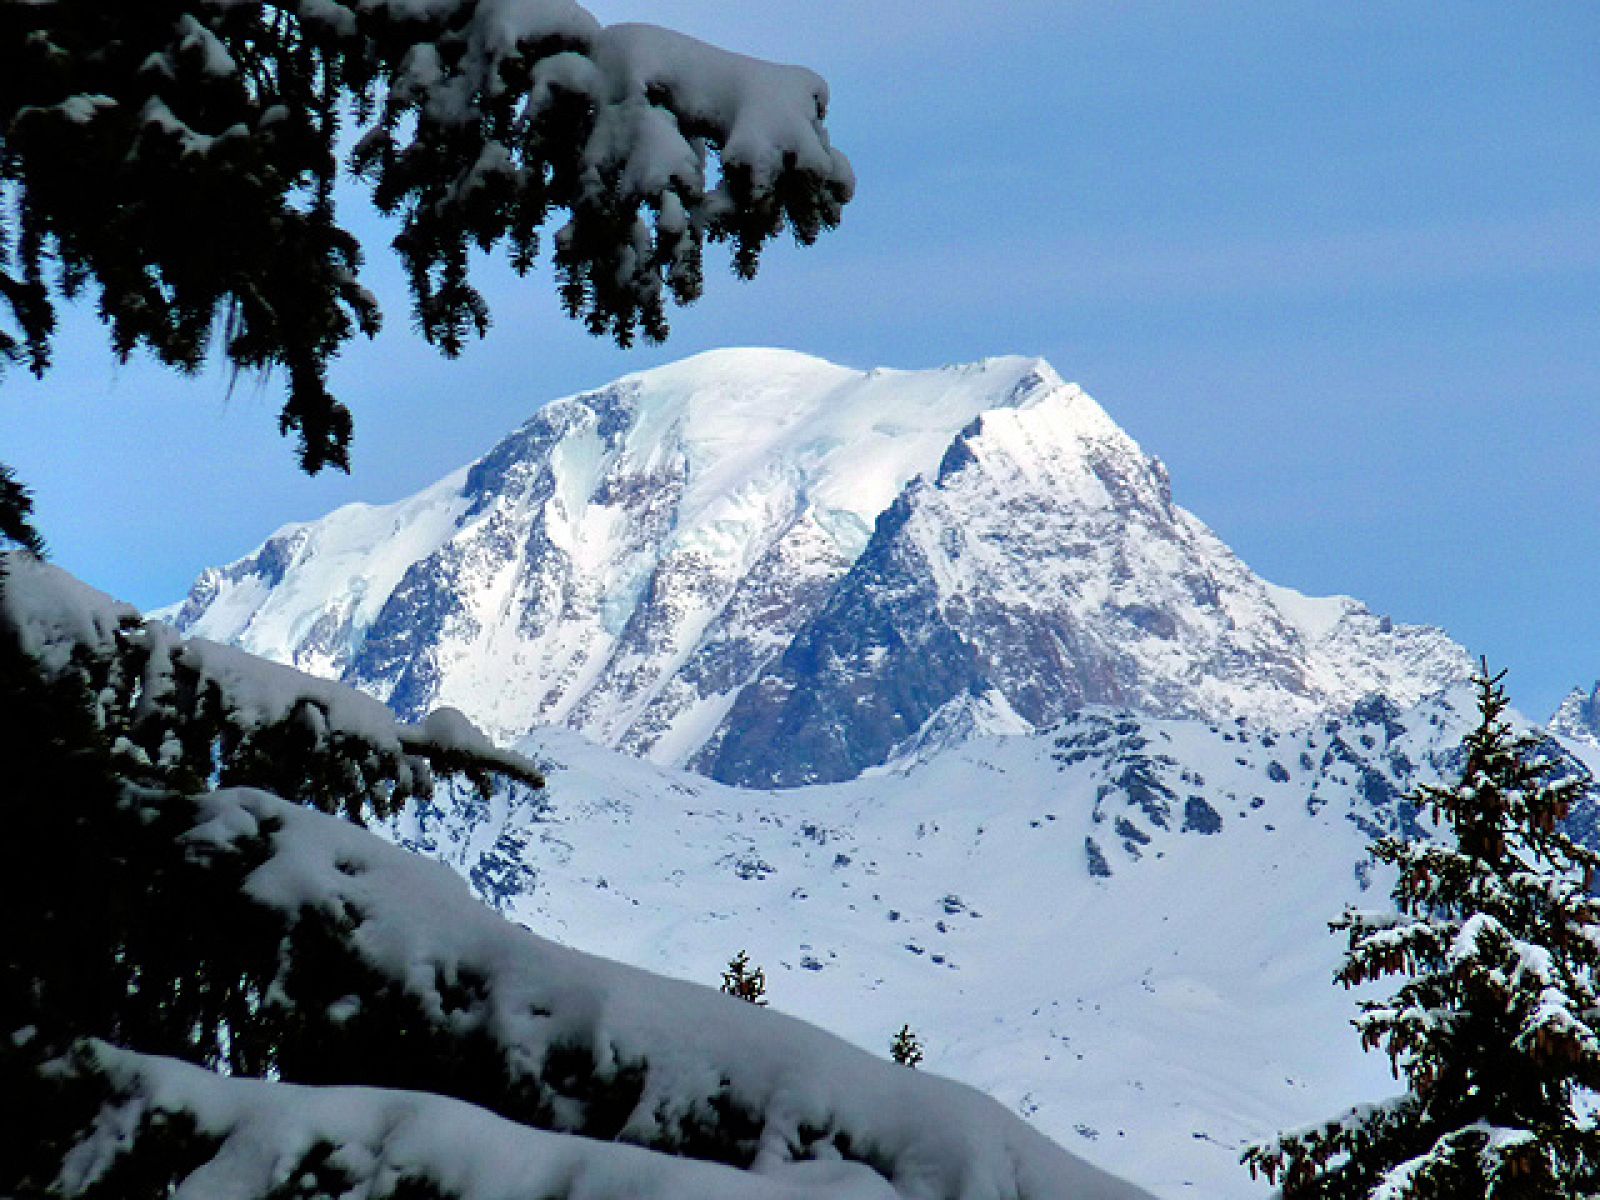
(720, 951, 768, 1006)
(0, 463, 44, 557)
(0, 0, 852, 475)
(890, 1024, 924, 1068)
(1244, 665, 1600, 1198)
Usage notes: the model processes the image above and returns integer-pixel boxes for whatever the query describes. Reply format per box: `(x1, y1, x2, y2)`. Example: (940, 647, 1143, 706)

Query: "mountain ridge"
(1552, 680, 1600, 748)
(163, 348, 1473, 781)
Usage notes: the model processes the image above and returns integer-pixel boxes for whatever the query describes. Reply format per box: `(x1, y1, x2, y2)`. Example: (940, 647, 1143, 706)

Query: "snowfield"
(386, 689, 1590, 1198)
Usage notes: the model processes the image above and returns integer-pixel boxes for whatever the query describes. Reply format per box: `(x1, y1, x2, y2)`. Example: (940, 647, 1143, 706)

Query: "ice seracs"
(165, 348, 1473, 781)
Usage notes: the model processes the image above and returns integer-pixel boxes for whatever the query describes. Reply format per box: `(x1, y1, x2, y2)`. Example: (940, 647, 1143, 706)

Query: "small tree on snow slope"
(890, 1023, 924, 1068)
(720, 950, 768, 1006)
(1244, 665, 1600, 1198)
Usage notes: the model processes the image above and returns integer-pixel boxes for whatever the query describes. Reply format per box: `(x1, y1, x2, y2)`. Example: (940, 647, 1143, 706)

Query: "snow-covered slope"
(10, 554, 1148, 1200)
(384, 689, 1594, 1199)
(165, 349, 1470, 783)
(1552, 680, 1600, 748)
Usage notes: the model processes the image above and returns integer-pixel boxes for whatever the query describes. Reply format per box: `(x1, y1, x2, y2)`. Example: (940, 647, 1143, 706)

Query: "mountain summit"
(165, 348, 1470, 784)
(1552, 681, 1600, 747)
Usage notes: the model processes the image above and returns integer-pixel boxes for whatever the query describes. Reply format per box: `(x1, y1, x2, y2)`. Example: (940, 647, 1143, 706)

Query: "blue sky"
(3, 2, 1597, 716)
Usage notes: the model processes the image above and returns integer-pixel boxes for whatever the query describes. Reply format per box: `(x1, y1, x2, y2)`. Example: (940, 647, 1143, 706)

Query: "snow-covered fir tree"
(1244, 666, 1600, 1199)
(891, 1025, 925, 1069)
(719, 950, 768, 1006)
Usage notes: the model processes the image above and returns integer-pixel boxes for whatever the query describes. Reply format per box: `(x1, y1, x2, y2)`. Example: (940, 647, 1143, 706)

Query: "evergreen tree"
(0, 462, 43, 558)
(720, 950, 767, 1006)
(890, 1024, 924, 1068)
(1, 0, 853, 474)
(1244, 665, 1600, 1198)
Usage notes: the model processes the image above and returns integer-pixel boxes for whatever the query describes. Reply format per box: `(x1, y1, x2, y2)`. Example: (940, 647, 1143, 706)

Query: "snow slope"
(9, 553, 1147, 1200)
(165, 349, 1471, 782)
(385, 689, 1596, 1198)
(53, 781, 1150, 1200)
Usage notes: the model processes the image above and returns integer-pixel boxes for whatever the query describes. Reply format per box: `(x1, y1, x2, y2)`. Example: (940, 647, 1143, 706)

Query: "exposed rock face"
(163, 348, 1471, 783)
(701, 373, 1470, 786)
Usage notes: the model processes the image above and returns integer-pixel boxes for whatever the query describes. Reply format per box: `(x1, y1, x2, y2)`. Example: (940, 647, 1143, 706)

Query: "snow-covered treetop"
(1, 1, 854, 471)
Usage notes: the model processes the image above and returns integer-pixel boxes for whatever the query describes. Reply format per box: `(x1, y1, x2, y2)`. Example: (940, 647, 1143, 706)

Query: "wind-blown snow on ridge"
(166, 348, 1472, 780)
(159, 467, 472, 678)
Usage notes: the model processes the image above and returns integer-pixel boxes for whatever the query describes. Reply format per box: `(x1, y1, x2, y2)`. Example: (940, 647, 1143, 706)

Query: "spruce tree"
(720, 950, 768, 1006)
(891, 1024, 924, 1068)
(1244, 665, 1600, 1198)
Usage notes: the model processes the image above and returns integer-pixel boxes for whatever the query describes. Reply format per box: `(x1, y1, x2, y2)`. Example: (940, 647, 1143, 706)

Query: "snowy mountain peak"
(1552, 681, 1600, 747)
(601, 348, 1069, 542)
(700, 365, 1469, 786)
(165, 348, 1471, 778)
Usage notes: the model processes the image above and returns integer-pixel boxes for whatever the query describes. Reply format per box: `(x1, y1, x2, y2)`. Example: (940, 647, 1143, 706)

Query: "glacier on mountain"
(164, 348, 1472, 783)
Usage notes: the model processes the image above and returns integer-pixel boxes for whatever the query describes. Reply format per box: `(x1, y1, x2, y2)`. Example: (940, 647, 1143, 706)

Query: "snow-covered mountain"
(165, 348, 1471, 784)
(1552, 680, 1600, 748)
(385, 689, 1597, 1199)
(7, 554, 1151, 1200)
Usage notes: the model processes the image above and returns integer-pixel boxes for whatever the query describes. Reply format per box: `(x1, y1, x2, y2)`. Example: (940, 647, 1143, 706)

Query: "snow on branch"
(1, 1, 855, 471)
(153, 781, 1151, 1199)
(57, 1043, 902, 1200)
(1, 553, 540, 821)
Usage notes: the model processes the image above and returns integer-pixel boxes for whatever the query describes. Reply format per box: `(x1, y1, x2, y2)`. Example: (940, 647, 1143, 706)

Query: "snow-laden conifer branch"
(1, 1, 854, 471)
(18, 776, 1151, 1200)
(1, 553, 540, 820)
(51, 1043, 904, 1200)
